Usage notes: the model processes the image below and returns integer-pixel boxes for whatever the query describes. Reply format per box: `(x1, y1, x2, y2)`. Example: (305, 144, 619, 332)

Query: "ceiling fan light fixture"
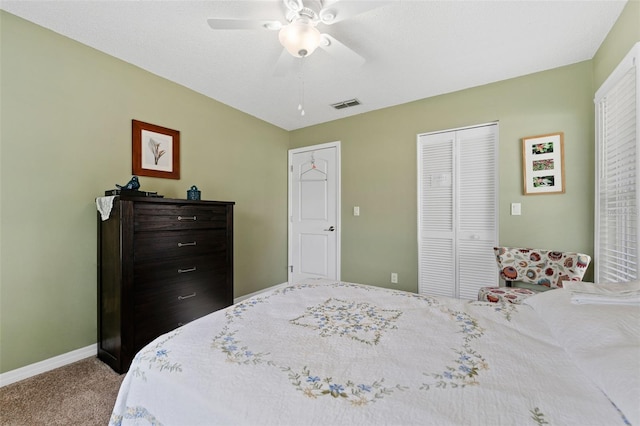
(278, 19, 321, 58)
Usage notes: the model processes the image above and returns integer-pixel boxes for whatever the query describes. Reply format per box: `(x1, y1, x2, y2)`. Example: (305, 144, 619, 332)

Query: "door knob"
(324, 226, 335, 231)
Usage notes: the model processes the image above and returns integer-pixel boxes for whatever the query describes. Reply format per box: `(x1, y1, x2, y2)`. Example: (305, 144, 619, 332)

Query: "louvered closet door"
(457, 126, 499, 299)
(418, 132, 456, 297)
(418, 124, 498, 299)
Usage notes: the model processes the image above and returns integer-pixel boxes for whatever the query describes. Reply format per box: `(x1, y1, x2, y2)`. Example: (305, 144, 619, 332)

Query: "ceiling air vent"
(331, 98, 361, 110)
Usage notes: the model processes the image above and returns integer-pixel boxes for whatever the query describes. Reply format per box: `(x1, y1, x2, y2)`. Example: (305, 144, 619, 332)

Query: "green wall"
(289, 0, 639, 295)
(0, 1, 638, 375)
(593, 0, 640, 89)
(290, 62, 595, 293)
(0, 11, 289, 373)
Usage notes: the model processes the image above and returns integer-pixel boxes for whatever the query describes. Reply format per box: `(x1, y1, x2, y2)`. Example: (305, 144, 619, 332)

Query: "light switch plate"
(511, 203, 521, 216)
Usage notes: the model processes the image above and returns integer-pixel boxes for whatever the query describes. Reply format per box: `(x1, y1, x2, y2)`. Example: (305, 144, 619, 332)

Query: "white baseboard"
(233, 282, 289, 304)
(0, 344, 97, 387)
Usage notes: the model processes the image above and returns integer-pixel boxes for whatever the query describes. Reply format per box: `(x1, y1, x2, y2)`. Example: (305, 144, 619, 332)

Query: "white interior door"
(288, 142, 340, 283)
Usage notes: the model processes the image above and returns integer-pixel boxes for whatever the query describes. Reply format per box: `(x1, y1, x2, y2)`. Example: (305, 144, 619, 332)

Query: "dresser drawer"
(133, 285, 231, 349)
(134, 229, 227, 262)
(134, 280, 230, 312)
(134, 203, 229, 232)
(133, 254, 228, 292)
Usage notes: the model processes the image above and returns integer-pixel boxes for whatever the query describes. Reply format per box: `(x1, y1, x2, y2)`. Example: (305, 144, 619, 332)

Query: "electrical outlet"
(391, 272, 398, 284)
(353, 206, 360, 216)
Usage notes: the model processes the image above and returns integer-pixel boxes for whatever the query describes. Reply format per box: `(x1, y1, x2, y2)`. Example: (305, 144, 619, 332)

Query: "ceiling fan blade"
(273, 48, 296, 77)
(207, 18, 282, 31)
(318, 34, 365, 68)
(283, 0, 304, 13)
(318, 0, 391, 25)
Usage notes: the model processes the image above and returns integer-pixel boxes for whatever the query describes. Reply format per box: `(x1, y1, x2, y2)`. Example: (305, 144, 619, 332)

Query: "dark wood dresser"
(97, 196, 234, 373)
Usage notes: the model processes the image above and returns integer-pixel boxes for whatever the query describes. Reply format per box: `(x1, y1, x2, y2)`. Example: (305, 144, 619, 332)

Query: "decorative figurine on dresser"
(96, 189, 235, 373)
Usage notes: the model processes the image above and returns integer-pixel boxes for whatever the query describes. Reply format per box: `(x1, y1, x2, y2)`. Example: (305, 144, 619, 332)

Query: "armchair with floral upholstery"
(478, 247, 591, 304)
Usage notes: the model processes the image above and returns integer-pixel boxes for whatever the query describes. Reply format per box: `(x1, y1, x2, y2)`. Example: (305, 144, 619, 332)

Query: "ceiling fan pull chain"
(300, 79, 305, 116)
(299, 61, 306, 116)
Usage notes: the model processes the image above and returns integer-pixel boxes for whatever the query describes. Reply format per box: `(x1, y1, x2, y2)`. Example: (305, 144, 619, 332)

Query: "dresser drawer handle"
(177, 267, 197, 273)
(177, 241, 197, 247)
(178, 292, 197, 300)
(178, 216, 197, 221)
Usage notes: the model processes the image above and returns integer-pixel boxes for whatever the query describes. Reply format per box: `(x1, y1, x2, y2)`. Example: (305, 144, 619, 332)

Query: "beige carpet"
(0, 357, 124, 425)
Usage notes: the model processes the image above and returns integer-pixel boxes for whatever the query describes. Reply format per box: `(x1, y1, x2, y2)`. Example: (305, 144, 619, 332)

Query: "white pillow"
(524, 289, 640, 425)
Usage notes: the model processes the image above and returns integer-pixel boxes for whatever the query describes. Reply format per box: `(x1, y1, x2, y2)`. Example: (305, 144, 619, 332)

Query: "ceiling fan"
(207, 0, 387, 73)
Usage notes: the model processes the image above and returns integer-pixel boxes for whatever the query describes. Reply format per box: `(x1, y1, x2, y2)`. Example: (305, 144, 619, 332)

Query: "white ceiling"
(1, 0, 628, 131)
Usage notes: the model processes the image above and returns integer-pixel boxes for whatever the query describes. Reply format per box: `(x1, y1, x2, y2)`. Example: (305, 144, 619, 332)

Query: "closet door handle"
(178, 292, 197, 300)
(177, 241, 197, 247)
(324, 226, 335, 231)
(178, 216, 197, 221)
(178, 267, 197, 274)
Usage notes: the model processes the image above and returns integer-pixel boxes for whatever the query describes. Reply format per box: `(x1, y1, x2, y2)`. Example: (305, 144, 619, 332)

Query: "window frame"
(594, 42, 640, 282)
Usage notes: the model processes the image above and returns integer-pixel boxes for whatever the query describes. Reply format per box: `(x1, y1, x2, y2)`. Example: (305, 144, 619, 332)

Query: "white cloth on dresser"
(96, 196, 116, 221)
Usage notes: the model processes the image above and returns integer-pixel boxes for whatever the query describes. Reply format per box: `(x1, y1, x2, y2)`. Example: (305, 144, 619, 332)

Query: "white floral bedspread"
(110, 280, 634, 425)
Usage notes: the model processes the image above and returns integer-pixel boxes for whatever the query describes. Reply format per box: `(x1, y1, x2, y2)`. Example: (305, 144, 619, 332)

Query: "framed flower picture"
(132, 120, 180, 179)
(522, 132, 565, 195)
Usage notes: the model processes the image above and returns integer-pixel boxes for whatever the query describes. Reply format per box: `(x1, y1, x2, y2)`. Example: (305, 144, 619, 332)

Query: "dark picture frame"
(132, 119, 180, 180)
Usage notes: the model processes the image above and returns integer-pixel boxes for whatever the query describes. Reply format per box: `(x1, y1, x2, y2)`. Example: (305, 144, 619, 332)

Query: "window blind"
(595, 43, 640, 283)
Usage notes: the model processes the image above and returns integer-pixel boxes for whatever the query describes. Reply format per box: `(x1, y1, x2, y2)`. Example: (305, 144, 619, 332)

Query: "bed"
(109, 279, 640, 425)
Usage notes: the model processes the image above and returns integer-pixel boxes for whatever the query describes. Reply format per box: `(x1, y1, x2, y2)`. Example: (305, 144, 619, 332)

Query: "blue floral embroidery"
(212, 281, 488, 404)
(358, 384, 372, 392)
(420, 310, 487, 390)
(226, 297, 267, 323)
(470, 298, 519, 322)
(289, 298, 402, 345)
(110, 406, 163, 426)
(389, 290, 441, 307)
(283, 366, 407, 406)
(278, 281, 375, 298)
(212, 327, 273, 365)
(329, 383, 345, 396)
(129, 332, 182, 381)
